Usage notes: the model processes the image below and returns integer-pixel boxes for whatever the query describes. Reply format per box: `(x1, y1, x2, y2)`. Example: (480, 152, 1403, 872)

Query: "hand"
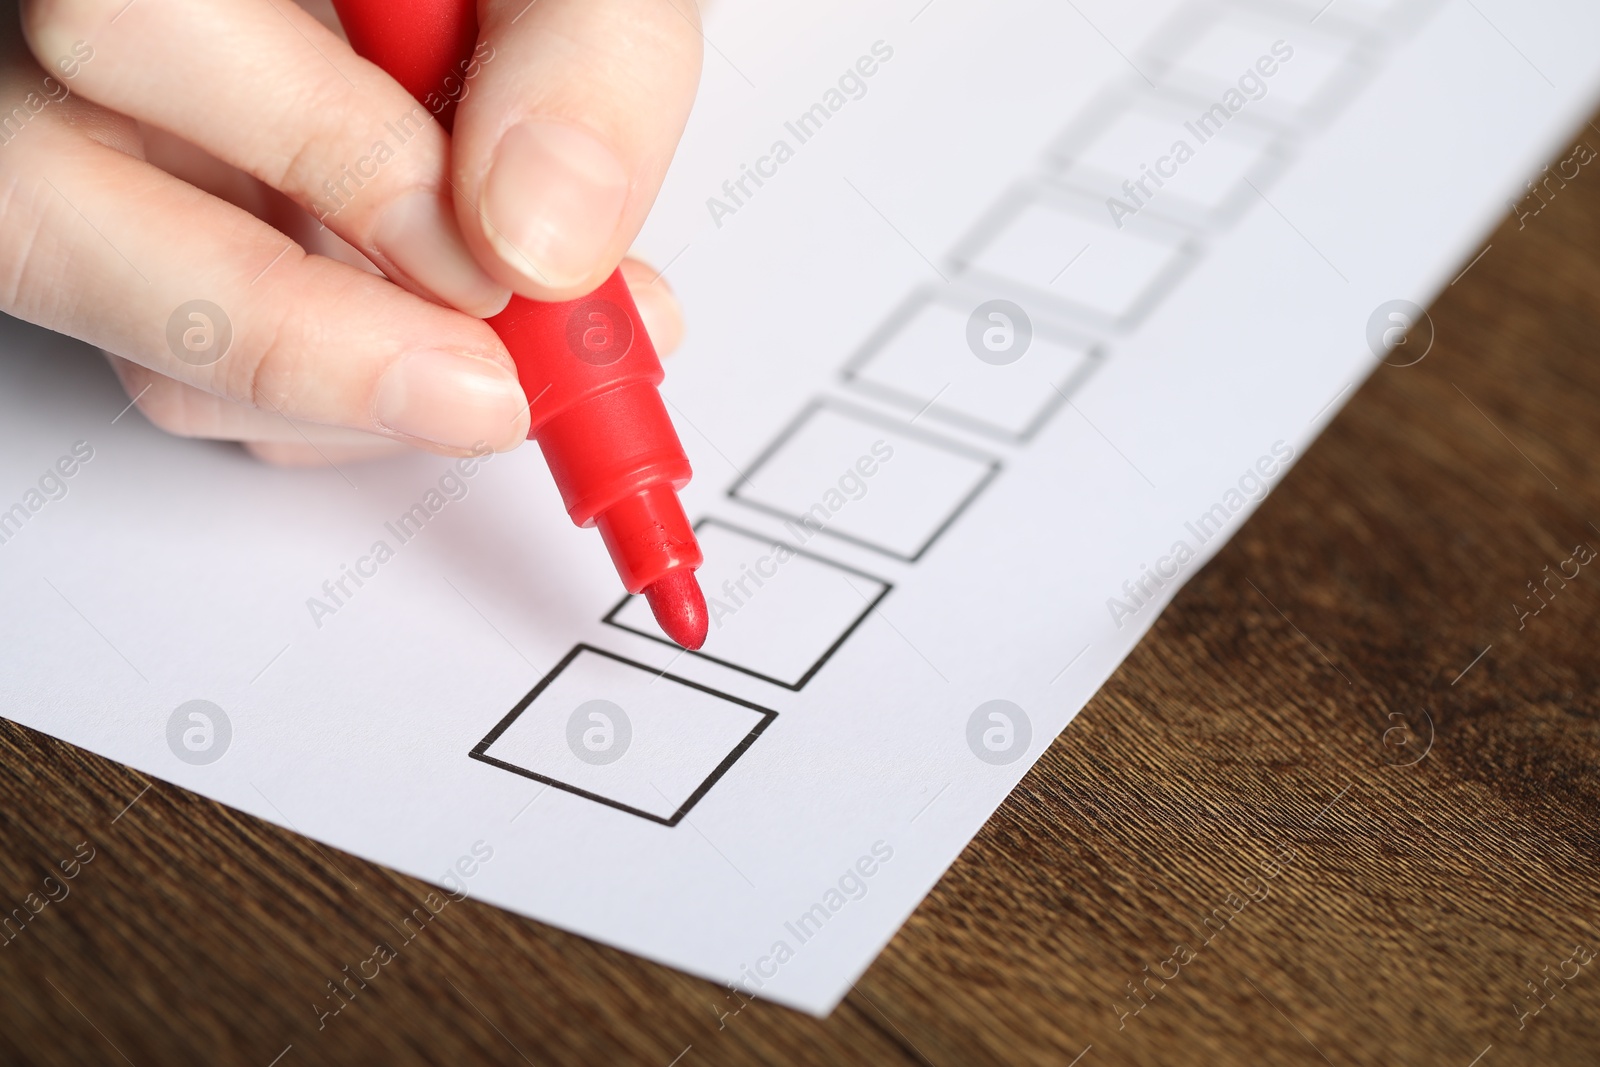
(3, 0, 701, 465)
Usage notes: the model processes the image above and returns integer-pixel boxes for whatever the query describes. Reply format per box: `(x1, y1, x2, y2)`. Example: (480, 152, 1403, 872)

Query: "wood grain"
(5, 118, 1600, 1067)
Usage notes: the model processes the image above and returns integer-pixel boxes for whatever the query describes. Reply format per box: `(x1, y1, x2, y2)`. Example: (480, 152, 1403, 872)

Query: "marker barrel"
(330, 0, 704, 599)
(490, 275, 701, 593)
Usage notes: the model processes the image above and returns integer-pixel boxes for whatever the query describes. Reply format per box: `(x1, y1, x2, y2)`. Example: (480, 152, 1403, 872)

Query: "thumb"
(451, 0, 703, 301)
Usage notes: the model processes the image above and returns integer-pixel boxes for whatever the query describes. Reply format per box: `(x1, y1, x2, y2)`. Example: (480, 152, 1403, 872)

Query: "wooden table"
(6, 123, 1600, 1067)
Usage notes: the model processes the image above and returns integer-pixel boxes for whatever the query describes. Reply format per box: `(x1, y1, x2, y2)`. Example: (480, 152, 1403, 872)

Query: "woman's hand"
(2, 0, 700, 465)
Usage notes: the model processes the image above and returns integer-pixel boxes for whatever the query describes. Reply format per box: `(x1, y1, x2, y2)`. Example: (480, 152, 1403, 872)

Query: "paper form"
(1, 0, 1596, 1015)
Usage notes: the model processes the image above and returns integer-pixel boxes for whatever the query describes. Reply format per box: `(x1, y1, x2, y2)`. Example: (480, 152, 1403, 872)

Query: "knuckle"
(188, 250, 309, 411)
(271, 89, 435, 223)
(218, 265, 344, 416)
(273, 117, 354, 205)
(227, 314, 295, 415)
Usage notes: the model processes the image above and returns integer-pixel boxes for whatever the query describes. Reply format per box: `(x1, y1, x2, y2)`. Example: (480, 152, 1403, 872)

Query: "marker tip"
(644, 569, 709, 651)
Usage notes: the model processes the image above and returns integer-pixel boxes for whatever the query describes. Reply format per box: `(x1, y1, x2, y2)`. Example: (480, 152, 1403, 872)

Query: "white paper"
(2, 0, 1595, 1015)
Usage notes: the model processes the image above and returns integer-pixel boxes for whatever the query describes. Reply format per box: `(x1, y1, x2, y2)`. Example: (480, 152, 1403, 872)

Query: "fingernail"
(374, 350, 529, 452)
(374, 190, 512, 317)
(481, 122, 629, 291)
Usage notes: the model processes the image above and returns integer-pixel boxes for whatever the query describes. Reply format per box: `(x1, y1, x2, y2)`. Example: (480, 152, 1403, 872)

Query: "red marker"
(331, 0, 708, 650)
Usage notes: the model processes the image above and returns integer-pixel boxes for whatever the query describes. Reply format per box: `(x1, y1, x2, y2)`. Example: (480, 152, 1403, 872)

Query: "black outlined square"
(840, 285, 1104, 444)
(1044, 88, 1291, 231)
(604, 518, 892, 691)
(469, 645, 776, 827)
(947, 182, 1201, 332)
(1220, 0, 1440, 40)
(1137, 2, 1377, 131)
(727, 398, 1001, 563)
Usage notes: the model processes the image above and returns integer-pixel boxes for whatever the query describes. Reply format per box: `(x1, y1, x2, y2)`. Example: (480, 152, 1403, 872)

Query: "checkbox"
(729, 399, 1000, 562)
(1145, 7, 1372, 128)
(470, 645, 776, 826)
(949, 183, 1199, 330)
(1048, 92, 1288, 228)
(841, 287, 1102, 442)
(1230, 0, 1433, 33)
(605, 519, 891, 690)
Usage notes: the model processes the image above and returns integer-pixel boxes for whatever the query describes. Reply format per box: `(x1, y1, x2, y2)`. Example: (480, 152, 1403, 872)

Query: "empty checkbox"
(841, 287, 1101, 442)
(470, 645, 776, 826)
(1048, 92, 1287, 229)
(605, 519, 891, 690)
(949, 183, 1198, 331)
(1233, 0, 1435, 34)
(1144, 6, 1372, 128)
(729, 399, 999, 562)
